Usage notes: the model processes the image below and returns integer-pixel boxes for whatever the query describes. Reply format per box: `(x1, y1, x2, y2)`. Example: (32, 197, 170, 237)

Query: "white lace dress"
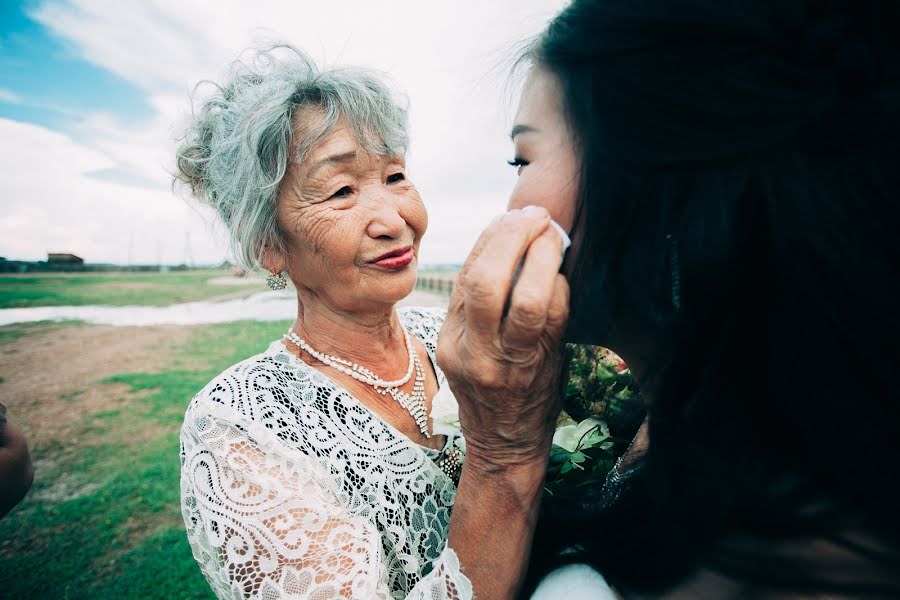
(180, 307, 472, 599)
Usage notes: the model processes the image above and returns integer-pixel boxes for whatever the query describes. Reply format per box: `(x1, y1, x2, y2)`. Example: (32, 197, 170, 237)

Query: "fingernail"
(521, 205, 547, 218)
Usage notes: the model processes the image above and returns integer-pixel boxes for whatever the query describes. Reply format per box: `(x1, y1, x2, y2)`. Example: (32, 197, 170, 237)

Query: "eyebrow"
(510, 124, 538, 140)
(306, 150, 358, 179)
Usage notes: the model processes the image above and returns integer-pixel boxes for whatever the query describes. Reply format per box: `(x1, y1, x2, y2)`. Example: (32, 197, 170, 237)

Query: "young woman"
(437, 1, 900, 598)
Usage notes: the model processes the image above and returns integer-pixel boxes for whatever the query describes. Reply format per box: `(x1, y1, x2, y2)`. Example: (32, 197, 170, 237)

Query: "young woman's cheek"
(508, 167, 578, 232)
(507, 171, 556, 215)
(506, 176, 535, 211)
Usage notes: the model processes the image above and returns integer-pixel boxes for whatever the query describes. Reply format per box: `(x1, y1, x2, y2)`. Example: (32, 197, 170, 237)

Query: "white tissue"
(549, 219, 572, 255)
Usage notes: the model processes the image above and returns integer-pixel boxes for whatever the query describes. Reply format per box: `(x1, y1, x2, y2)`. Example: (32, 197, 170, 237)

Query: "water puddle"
(0, 289, 447, 327)
(0, 291, 297, 327)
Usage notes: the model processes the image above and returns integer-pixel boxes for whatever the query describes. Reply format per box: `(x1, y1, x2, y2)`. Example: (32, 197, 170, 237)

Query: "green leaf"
(550, 444, 568, 454)
(596, 364, 617, 384)
(615, 387, 634, 400)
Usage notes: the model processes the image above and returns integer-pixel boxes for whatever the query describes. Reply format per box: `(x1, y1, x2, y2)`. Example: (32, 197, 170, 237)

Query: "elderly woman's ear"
(260, 246, 287, 277)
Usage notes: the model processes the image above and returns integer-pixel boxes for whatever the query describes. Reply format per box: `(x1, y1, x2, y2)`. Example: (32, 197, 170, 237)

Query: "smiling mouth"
(370, 246, 414, 269)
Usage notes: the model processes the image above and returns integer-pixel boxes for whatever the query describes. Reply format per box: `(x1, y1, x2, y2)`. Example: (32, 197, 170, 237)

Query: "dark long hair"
(526, 1, 900, 597)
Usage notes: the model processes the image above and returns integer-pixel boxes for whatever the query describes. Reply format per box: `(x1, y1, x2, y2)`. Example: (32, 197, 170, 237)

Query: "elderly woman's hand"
(437, 206, 569, 472)
(436, 206, 569, 598)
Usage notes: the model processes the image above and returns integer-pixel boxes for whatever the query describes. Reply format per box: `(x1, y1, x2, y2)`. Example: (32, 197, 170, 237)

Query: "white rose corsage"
(430, 382, 461, 437)
(430, 382, 467, 474)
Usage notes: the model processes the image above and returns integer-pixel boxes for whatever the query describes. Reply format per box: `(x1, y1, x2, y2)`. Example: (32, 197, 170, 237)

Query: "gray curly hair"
(174, 44, 409, 270)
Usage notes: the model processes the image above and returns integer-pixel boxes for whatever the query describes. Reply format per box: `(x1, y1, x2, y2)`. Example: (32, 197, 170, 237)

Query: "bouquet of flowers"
(544, 345, 644, 497)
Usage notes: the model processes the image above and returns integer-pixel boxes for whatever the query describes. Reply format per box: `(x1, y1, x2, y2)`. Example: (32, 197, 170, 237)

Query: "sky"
(0, 0, 567, 266)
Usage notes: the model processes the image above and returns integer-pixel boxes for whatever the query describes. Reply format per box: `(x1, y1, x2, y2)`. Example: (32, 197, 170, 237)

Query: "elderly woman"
(175, 47, 468, 599)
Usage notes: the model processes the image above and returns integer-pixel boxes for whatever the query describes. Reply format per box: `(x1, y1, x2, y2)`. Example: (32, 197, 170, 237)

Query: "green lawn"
(0, 270, 261, 308)
(0, 319, 291, 599)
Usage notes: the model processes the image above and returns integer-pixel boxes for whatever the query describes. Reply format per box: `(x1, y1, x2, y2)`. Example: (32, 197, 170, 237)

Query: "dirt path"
(0, 324, 194, 446)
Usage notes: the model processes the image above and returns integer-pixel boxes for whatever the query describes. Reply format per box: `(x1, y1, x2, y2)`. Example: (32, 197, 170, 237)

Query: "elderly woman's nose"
(366, 201, 408, 239)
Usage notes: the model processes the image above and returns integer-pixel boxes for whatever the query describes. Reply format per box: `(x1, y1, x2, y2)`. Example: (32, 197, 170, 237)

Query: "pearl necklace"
(284, 328, 431, 438)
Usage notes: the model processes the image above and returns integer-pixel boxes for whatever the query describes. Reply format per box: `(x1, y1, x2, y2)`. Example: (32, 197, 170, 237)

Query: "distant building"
(47, 253, 84, 264)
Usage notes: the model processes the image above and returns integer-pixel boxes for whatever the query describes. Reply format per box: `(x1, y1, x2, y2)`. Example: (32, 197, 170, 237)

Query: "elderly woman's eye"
(386, 172, 405, 184)
(331, 186, 353, 198)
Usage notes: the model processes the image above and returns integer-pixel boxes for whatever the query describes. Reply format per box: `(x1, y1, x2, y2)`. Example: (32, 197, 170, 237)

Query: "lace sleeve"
(406, 547, 473, 600)
(181, 401, 472, 600)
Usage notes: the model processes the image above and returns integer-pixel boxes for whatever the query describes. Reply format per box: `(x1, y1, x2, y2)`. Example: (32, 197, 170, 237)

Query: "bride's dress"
(531, 564, 616, 599)
(180, 307, 471, 599)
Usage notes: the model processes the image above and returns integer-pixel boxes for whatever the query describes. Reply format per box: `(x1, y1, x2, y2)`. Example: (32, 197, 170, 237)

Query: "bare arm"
(447, 460, 548, 598)
(438, 206, 569, 598)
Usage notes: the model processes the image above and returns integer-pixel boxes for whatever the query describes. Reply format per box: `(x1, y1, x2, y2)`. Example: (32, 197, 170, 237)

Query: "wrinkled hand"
(437, 207, 569, 471)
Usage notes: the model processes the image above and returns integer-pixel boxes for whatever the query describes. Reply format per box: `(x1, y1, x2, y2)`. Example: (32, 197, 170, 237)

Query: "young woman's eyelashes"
(507, 157, 529, 174)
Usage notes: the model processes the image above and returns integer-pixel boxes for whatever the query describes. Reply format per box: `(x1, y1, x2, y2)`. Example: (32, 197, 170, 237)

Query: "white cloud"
(9, 0, 567, 265)
(0, 118, 226, 264)
(0, 88, 24, 104)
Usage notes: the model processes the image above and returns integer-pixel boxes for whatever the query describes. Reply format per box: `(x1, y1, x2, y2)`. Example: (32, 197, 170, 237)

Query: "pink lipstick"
(370, 246, 414, 270)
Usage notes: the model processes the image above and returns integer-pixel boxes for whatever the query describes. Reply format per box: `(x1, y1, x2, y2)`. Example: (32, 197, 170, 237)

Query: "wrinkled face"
(270, 120, 426, 313)
(507, 67, 579, 232)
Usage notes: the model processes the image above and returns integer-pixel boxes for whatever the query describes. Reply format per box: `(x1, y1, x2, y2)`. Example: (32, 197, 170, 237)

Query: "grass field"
(0, 270, 261, 308)
(0, 317, 291, 598)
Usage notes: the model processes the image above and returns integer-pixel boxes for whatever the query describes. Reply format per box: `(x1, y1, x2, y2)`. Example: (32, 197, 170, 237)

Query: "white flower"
(552, 417, 612, 453)
(430, 383, 461, 437)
